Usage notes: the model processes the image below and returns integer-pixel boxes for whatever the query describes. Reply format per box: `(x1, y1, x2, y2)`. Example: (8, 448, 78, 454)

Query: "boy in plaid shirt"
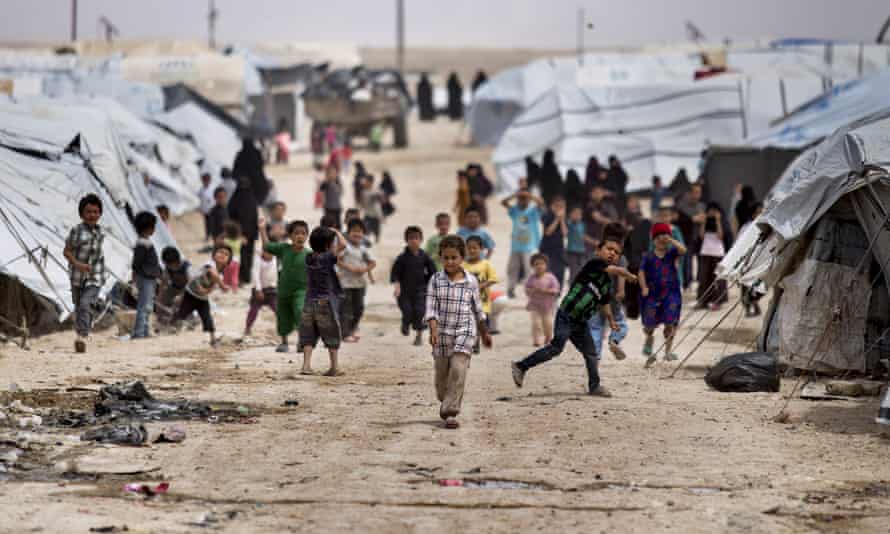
(425, 235, 492, 429)
(63, 194, 107, 353)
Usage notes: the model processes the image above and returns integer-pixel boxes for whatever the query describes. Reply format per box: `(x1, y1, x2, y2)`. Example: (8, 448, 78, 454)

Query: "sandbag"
(705, 352, 780, 392)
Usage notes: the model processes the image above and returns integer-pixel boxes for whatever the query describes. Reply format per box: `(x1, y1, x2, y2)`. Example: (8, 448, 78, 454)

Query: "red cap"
(651, 223, 672, 239)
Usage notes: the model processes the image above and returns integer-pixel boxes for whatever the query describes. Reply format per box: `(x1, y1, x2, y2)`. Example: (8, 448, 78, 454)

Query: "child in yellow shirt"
(463, 235, 498, 354)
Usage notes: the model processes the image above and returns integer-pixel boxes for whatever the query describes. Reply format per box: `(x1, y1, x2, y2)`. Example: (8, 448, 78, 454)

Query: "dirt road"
(2, 118, 890, 533)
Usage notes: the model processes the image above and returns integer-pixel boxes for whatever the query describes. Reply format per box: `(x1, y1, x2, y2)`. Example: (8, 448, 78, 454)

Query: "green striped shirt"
(560, 258, 612, 321)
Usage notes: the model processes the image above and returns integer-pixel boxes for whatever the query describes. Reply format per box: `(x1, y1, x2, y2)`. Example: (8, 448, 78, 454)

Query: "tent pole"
(779, 79, 788, 117)
(737, 80, 748, 138)
(666, 298, 741, 379)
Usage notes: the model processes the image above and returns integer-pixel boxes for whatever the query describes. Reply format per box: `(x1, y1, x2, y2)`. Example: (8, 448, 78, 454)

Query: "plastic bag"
(704, 352, 780, 392)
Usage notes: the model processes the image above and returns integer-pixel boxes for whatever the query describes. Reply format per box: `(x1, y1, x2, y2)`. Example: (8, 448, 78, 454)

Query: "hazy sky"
(4, 0, 890, 48)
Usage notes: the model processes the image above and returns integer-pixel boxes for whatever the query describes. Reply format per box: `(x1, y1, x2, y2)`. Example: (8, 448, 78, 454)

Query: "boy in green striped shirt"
(511, 235, 625, 397)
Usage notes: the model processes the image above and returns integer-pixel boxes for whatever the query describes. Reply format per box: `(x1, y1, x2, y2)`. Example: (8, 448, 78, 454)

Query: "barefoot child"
(260, 219, 309, 352)
(174, 245, 232, 346)
(640, 223, 688, 368)
(525, 254, 560, 346)
(243, 247, 278, 337)
(300, 226, 348, 376)
(131, 212, 162, 339)
(463, 235, 498, 353)
(424, 212, 451, 270)
(391, 226, 437, 346)
(425, 235, 492, 429)
(511, 237, 622, 397)
(64, 194, 107, 353)
(338, 219, 376, 342)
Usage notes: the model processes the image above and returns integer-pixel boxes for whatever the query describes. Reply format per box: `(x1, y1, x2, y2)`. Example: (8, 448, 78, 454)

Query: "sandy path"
(2, 117, 890, 534)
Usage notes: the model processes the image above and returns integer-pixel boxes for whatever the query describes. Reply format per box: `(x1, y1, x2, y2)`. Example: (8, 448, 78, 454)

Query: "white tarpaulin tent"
(492, 80, 746, 192)
(152, 101, 241, 174)
(745, 68, 890, 149)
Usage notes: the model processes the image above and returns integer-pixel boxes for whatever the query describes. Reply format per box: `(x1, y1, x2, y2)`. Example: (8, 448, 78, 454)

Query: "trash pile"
(704, 352, 781, 393)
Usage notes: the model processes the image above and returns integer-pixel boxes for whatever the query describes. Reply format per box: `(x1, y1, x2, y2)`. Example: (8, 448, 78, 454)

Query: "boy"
(391, 226, 437, 346)
(463, 235, 498, 353)
(566, 205, 587, 282)
(260, 218, 310, 353)
(511, 237, 624, 397)
(175, 244, 232, 346)
(64, 194, 107, 353)
(424, 212, 451, 270)
(359, 175, 384, 243)
(589, 223, 637, 361)
(319, 164, 343, 228)
(338, 219, 376, 342)
(456, 207, 495, 259)
(131, 212, 162, 339)
(158, 247, 191, 324)
(300, 226, 348, 376)
(207, 187, 228, 242)
(501, 188, 543, 298)
(244, 247, 278, 337)
(425, 235, 492, 429)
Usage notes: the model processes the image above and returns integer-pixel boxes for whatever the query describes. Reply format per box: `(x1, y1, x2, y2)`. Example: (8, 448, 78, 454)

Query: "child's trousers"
(529, 309, 554, 343)
(434, 352, 471, 419)
(589, 302, 629, 359)
(507, 251, 532, 294)
(398, 291, 426, 331)
(245, 288, 278, 332)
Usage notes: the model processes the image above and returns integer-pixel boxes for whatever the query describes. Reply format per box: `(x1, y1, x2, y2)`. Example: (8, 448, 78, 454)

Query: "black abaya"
(417, 74, 435, 121)
(539, 149, 564, 205)
(446, 73, 464, 121)
(232, 139, 270, 205)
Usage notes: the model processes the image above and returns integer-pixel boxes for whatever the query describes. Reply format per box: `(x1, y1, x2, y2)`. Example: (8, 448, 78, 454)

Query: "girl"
(221, 220, 245, 291)
(175, 245, 232, 346)
(696, 202, 727, 311)
(425, 235, 491, 429)
(454, 171, 472, 228)
(639, 223, 688, 368)
(525, 254, 560, 346)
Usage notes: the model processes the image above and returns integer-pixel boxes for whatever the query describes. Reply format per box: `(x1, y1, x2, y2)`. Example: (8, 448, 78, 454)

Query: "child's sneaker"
(275, 343, 290, 353)
(608, 341, 627, 360)
(664, 353, 679, 362)
(589, 386, 612, 398)
(511, 362, 525, 388)
(644, 355, 657, 369)
(74, 337, 86, 353)
(400, 323, 410, 336)
(642, 334, 654, 355)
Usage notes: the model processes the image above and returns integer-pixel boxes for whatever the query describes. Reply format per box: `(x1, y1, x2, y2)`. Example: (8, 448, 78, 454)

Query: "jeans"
(72, 284, 101, 337)
(132, 275, 157, 338)
(589, 302, 628, 359)
(516, 309, 601, 392)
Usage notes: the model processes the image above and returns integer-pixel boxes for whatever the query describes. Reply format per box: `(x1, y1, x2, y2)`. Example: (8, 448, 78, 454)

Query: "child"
(651, 203, 686, 288)
(221, 221, 245, 291)
(244, 247, 278, 336)
(260, 219, 310, 353)
(511, 238, 623, 397)
(319, 164, 343, 228)
(424, 212, 451, 270)
(338, 219, 376, 343)
(391, 226, 437, 346)
(639, 223, 688, 368)
(174, 244, 232, 346)
(300, 226, 347, 376)
(524, 254, 560, 347)
(456, 207, 496, 259)
(566, 205, 587, 282)
(155, 205, 170, 225)
(207, 187, 228, 242)
(589, 223, 637, 361)
(696, 202, 727, 311)
(425, 234, 492, 429)
(359, 175, 384, 243)
(64, 194, 107, 353)
(540, 195, 568, 288)
(500, 188, 543, 297)
(158, 247, 191, 324)
(267, 201, 288, 233)
(463, 235, 499, 353)
(131, 212, 162, 339)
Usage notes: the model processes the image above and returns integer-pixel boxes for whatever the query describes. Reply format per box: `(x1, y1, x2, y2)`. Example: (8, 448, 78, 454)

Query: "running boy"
(500, 188, 543, 297)
(174, 244, 232, 346)
(391, 226, 437, 346)
(510, 237, 623, 397)
(424, 212, 451, 270)
(260, 217, 310, 353)
(640, 223, 688, 368)
(463, 235, 498, 353)
(425, 235, 492, 429)
(338, 218, 376, 343)
(131, 212, 162, 339)
(64, 194, 107, 353)
(300, 226, 347, 376)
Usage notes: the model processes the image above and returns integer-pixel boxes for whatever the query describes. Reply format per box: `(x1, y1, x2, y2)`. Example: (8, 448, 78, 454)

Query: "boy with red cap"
(639, 222, 688, 367)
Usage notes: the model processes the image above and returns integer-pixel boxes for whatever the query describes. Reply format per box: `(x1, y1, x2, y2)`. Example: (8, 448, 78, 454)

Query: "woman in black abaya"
(446, 72, 464, 121)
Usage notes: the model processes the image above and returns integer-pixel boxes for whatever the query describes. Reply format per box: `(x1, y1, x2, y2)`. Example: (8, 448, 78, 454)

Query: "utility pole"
(396, 0, 405, 71)
(208, 0, 219, 50)
(576, 7, 585, 65)
(71, 0, 78, 42)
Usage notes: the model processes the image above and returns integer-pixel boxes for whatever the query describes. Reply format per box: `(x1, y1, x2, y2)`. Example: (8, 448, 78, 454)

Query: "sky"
(3, 0, 889, 49)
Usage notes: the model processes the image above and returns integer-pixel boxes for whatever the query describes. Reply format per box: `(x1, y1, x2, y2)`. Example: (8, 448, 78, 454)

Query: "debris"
(16, 415, 43, 428)
(236, 406, 250, 416)
(153, 425, 186, 443)
(283, 400, 299, 407)
(123, 481, 169, 497)
(704, 352, 780, 393)
(462, 467, 482, 475)
(495, 396, 512, 402)
(439, 479, 464, 487)
(81, 424, 148, 446)
(89, 526, 129, 533)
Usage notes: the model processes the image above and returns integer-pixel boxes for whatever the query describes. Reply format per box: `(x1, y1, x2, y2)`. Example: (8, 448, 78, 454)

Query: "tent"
(699, 145, 801, 215)
(151, 101, 242, 176)
(719, 110, 890, 374)
(492, 80, 746, 193)
(746, 68, 890, 149)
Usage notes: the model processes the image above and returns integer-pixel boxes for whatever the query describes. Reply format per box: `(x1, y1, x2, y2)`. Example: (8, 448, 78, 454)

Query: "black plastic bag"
(704, 352, 780, 392)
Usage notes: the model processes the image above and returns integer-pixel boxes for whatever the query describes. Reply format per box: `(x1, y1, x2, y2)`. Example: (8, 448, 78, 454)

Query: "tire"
(392, 116, 409, 148)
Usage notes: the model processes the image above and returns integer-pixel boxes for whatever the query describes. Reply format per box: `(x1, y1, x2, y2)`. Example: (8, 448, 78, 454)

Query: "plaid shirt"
(424, 270, 485, 337)
(65, 223, 107, 289)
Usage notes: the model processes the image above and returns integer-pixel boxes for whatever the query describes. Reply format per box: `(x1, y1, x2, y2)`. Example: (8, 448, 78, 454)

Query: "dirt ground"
(3, 116, 890, 534)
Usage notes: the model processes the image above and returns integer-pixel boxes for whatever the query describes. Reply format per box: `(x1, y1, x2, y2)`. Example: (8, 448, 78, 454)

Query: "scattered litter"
(153, 425, 186, 443)
(89, 526, 129, 533)
(495, 396, 512, 402)
(462, 467, 482, 475)
(704, 352, 780, 393)
(282, 400, 299, 407)
(81, 424, 148, 446)
(438, 478, 550, 490)
(236, 406, 250, 416)
(123, 481, 169, 497)
(439, 479, 463, 487)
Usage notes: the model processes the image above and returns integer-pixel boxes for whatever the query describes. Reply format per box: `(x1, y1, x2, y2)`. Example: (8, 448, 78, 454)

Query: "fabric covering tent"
(151, 101, 242, 176)
(492, 80, 746, 192)
(719, 110, 890, 374)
